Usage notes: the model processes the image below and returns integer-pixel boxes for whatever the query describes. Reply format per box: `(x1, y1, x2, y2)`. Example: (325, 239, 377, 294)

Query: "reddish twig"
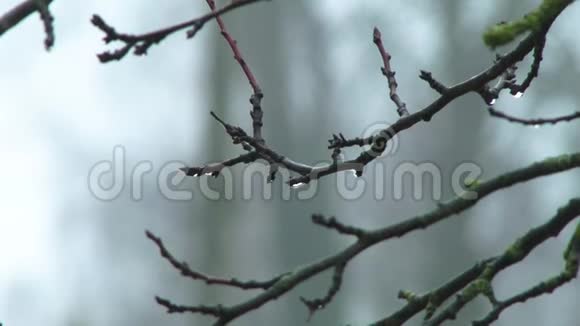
(373, 27, 410, 117)
(205, 0, 265, 143)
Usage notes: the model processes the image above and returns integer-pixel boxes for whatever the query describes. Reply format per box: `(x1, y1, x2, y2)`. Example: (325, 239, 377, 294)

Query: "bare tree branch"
(152, 152, 580, 324)
(425, 199, 580, 326)
(473, 220, 579, 326)
(290, 16, 559, 186)
(79, 1, 575, 324)
(91, 0, 266, 62)
(311, 214, 368, 239)
(488, 106, 580, 126)
(371, 258, 497, 326)
(184, 21, 560, 188)
(509, 35, 546, 96)
(300, 262, 347, 321)
(3, 0, 577, 325)
(146, 230, 282, 290)
(204, 0, 265, 143)
(373, 27, 410, 117)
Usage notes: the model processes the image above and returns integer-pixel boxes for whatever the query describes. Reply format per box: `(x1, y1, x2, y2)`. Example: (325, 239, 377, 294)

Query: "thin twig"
(300, 262, 347, 321)
(311, 214, 368, 239)
(509, 35, 546, 96)
(180, 152, 259, 177)
(488, 107, 580, 126)
(155, 296, 225, 317)
(205, 0, 265, 143)
(146, 230, 281, 290)
(419, 70, 448, 95)
(478, 55, 517, 105)
(373, 27, 410, 117)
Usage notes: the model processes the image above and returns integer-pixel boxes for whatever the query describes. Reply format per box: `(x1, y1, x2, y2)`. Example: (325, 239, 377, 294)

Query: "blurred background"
(1, 0, 579, 325)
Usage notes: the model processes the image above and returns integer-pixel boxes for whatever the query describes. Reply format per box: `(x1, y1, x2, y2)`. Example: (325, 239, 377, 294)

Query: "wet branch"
(424, 198, 580, 326)
(488, 106, 580, 126)
(151, 153, 580, 325)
